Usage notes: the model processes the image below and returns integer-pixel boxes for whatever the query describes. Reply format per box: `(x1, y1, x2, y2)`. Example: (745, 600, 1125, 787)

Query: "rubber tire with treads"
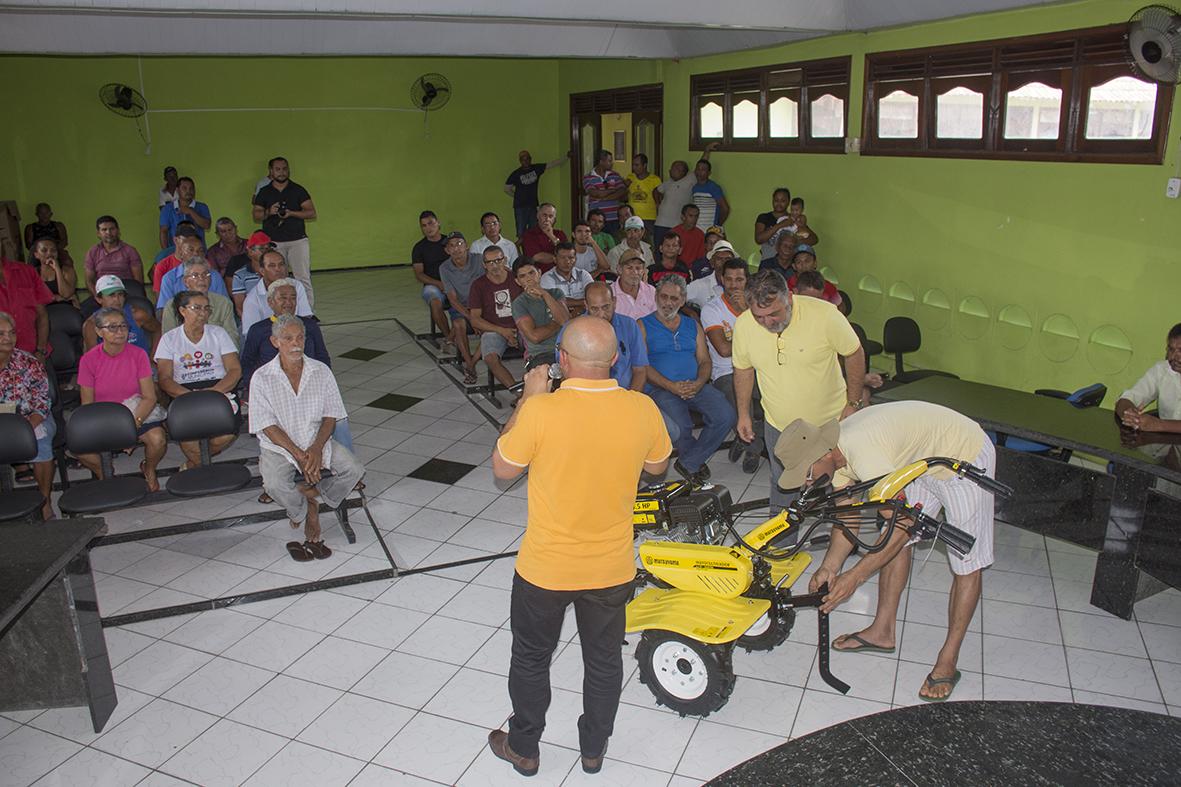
(737, 604, 795, 652)
(635, 630, 736, 717)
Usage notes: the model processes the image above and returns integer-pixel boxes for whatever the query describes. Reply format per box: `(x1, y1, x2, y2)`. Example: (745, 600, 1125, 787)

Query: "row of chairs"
(0, 390, 249, 523)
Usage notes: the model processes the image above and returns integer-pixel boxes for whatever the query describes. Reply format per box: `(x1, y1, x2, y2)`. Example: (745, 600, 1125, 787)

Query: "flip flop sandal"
(353, 480, 366, 491)
(919, 670, 962, 702)
(832, 632, 896, 654)
(139, 460, 160, 493)
(304, 540, 332, 560)
(463, 367, 479, 385)
(258, 492, 274, 504)
(285, 541, 314, 562)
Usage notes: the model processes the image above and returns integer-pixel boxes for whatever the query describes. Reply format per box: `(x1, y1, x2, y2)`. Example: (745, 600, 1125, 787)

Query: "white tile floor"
(4, 269, 1181, 786)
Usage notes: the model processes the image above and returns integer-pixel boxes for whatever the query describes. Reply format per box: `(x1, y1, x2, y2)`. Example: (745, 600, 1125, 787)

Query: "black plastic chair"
(43, 360, 73, 489)
(850, 322, 883, 360)
(58, 402, 148, 515)
(882, 316, 958, 384)
(46, 301, 84, 339)
(0, 413, 45, 523)
(165, 391, 250, 497)
(48, 328, 81, 395)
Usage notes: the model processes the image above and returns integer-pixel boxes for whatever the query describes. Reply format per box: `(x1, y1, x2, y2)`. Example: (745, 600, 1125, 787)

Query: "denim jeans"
(508, 572, 632, 759)
(712, 373, 765, 457)
(514, 206, 537, 238)
(648, 384, 736, 473)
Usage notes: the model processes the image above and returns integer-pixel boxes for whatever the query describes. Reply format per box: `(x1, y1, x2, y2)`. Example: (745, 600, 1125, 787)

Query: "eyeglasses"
(183, 305, 212, 313)
(184, 272, 211, 280)
(0, 329, 16, 339)
(672, 331, 683, 352)
(485, 257, 506, 265)
(99, 323, 129, 332)
(776, 332, 786, 366)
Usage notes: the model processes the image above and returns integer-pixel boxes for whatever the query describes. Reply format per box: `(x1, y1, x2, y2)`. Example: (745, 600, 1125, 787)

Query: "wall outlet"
(845, 137, 861, 153)
(1168, 177, 1181, 199)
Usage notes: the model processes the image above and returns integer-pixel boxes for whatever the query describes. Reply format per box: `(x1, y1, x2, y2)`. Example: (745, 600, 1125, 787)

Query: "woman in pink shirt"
(76, 306, 167, 491)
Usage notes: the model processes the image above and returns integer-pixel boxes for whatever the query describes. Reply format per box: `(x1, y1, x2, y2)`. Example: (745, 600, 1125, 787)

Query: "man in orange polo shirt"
(490, 316, 671, 778)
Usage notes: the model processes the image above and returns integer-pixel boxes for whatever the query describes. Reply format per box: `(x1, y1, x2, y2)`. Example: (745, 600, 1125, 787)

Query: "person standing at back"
(489, 316, 671, 778)
(582, 150, 628, 235)
(253, 156, 317, 307)
(505, 150, 569, 239)
(653, 142, 716, 248)
(625, 154, 661, 237)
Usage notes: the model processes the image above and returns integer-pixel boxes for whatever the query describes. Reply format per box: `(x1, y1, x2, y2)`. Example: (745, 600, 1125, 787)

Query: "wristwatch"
(847, 399, 865, 410)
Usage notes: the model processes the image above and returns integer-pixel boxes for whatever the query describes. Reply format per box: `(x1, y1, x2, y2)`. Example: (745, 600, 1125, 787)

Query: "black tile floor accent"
(366, 393, 423, 411)
(339, 347, 388, 361)
(407, 458, 479, 485)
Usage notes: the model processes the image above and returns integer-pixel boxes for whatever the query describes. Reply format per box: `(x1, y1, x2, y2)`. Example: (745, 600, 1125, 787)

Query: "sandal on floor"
(463, 366, 478, 385)
(140, 461, 160, 493)
(832, 632, 896, 654)
(258, 492, 274, 504)
(919, 670, 962, 702)
(304, 540, 332, 560)
(285, 541, 314, 562)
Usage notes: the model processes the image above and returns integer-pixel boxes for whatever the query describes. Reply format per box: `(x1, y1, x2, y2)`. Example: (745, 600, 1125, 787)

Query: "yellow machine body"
(626, 587, 771, 644)
(637, 541, 754, 599)
(867, 460, 929, 502)
(766, 552, 812, 586)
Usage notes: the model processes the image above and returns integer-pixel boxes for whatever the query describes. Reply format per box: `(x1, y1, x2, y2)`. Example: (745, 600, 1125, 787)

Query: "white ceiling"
(0, 0, 1066, 58)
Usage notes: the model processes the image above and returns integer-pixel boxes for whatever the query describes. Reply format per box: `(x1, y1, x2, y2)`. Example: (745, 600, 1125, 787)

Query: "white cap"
(624, 216, 645, 231)
(96, 275, 126, 295)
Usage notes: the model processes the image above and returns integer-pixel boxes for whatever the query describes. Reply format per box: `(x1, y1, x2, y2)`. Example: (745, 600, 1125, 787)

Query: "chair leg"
(336, 500, 357, 544)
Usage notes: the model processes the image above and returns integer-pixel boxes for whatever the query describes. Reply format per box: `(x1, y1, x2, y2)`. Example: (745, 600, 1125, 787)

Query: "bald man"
(489, 317, 672, 778)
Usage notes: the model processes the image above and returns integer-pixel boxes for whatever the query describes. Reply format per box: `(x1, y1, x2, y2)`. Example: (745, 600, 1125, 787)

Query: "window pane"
(1004, 81, 1061, 139)
(769, 94, 799, 138)
(811, 93, 844, 138)
(733, 91, 759, 139)
(698, 94, 723, 139)
(1085, 76, 1157, 140)
(877, 89, 918, 138)
(935, 86, 984, 139)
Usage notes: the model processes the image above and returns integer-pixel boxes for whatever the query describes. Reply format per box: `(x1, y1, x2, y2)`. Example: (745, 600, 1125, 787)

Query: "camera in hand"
(276, 201, 289, 219)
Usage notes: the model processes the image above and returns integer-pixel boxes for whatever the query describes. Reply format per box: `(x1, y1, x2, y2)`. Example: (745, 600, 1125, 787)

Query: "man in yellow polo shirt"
(732, 269, 865, 526)
(489, 316, 671, 778)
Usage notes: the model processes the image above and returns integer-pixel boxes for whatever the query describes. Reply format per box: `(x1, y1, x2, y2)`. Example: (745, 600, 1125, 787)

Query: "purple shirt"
(611, 279, 656, 320)
(84, 242, 143, 281)
(78, 343, 152, 403)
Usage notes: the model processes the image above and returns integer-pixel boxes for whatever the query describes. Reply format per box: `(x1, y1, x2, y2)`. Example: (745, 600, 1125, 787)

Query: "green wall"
(0, 55, 562, 269)
(561, 0, 1178, 396)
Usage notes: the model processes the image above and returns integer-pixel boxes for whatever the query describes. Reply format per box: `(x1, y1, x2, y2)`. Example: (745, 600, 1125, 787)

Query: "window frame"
(689, 56, 851, 153)
(861, 23, 1174, 164)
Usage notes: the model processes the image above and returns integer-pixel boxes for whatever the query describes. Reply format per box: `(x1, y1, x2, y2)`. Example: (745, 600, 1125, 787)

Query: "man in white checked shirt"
(249, 313, 364, 562)
(776, 401, 996, 702)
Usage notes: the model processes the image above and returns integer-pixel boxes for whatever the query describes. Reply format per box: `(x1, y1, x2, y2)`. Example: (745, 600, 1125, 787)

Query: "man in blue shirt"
(156, 254, 230, 313)
(557, 281, 647, 390)
(158, 176, 212, 248)
(690, 159, 729, 231)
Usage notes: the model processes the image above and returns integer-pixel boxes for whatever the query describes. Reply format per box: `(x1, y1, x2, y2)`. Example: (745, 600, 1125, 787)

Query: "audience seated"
(613, 204, 637, 243)
(156, 290, 242, 469)
(571, 221, 610, 277)
(0, 252, 52, 361)
(250, 314, 364, 562)
(82, 276, 158, 354)
(759, 231, 803, 277)
(229, 232, 273, 316)
(0, 311, 56, 518)
(511, 257, 570, 366)
(540, 242, 593, 315)
(205, 217, 246, 278)
(669, 204, 705, 268)
(159, 258, 238, 343)
(587, 209, 615, 252)
(701, 258, 764, 472)
(519, 204, 567, 272)
(689, 225, 726, 280)
(639, 276, 735, 481)
(412, 210, 452, 343)
(610, 251, 656, 320)
(83, 215, 144, 296)
(23, 202, 69, 258)
(606, 216, 654, 273)
(29, 238, 78, 307)
(241, 278, 328, 390)
(241, 250, 312, 336)
(152, 225, 203, 295)
(158, 176, 212, 249)
(582, 149, 628, 234)
(563, 282, 648, 391)
(686, 240, 734, 311)
(76, 306, 166, 491)
(469, 212, 518, 266)
(468, 247, 523, 392)
(648, 233, 691, 288)
(439, 232, 484, 384)
(792, 267, 842, 308)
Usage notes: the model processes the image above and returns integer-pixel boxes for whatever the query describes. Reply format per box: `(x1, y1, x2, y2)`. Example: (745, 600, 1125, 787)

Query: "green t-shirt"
(511, 288, 565, 357)
(593, 231, 616, 251)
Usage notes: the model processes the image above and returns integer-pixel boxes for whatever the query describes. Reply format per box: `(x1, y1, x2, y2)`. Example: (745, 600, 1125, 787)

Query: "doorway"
(569, 84, 663, 227)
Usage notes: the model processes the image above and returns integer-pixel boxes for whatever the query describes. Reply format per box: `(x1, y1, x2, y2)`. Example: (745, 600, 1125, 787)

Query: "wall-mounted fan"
(99, 82, 152, 151)
(1127, 5, 1181, 83)
(410, 73, 452, 112)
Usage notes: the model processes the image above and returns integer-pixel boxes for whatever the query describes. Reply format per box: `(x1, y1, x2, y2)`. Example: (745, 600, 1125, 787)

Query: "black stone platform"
(709, 701, 1181, 786)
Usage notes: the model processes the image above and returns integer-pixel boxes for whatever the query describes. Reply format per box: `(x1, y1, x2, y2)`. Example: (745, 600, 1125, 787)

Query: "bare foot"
(140, 461, 160, 493)
(304, 503, 321, 543)
(40, 501, 55, 521)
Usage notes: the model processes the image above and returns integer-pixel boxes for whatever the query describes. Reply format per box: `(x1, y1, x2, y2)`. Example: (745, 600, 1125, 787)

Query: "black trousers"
(507, 572, 632, 759)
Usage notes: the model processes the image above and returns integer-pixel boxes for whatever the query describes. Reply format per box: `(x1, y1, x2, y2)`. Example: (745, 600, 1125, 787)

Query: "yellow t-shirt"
(627, 174, 663, 221)
(832, 401, 986, 488)
(496, 378, 672, 591)
(731, 296, 860, 430)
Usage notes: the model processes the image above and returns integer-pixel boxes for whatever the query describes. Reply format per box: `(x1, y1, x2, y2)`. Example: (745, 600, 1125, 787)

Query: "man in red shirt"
(151, 225, 203, 294)
(0, 257, 53, 357)
(468, 246, 524, 392)
(669, 204, 705, 265)
(519, 203, 567, 272)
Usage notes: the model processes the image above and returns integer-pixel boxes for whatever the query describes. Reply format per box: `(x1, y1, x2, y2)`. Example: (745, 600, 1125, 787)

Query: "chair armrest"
(1034, 389, 1069, 399)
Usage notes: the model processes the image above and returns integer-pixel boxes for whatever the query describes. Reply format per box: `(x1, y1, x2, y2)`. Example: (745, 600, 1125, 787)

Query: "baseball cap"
(796, 243, 815, 255)
(444, 231, 466, 243)
(706, 225, 726, 238)
(623, 216, 645, 231)
(96, 275, 126, 296)
(174, 224, 200, 239)
(247, 231, 273, 248)
(773, 418, 841, 490)
(707, 240, 737, 260)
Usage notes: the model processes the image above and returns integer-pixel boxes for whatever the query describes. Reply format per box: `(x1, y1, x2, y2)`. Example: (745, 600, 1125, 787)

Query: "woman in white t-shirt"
(156, 290, 242, 468)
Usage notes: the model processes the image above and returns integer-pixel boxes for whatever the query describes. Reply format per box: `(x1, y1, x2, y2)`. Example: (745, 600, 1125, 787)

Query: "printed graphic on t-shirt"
(179, 350, 216, 381)
(518, 170, 539, 186)
(493, 288, 513, 318)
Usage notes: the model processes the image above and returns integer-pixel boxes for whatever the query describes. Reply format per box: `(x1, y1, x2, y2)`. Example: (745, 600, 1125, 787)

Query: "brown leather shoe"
(581, 741, 607, 774)
(487, 729, 539, 777)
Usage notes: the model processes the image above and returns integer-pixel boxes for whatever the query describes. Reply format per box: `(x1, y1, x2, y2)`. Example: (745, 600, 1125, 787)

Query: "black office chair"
(991, 383, 1107, 462)
(57, 402, 149, 515)
(838, 289, 852, 315)
(43, 363, 72, 490)
(851, 322, 883, 360)
(882, 316, 958, 384)
(0, 414, 46, 523)
(165, 391, 250, 496)
(46, 301, 84, 339)
(47, 329, 82, 404)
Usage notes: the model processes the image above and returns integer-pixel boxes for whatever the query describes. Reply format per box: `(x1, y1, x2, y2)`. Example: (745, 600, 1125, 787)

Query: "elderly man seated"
(242, 249, 313, 335)
(250, 314, 364, 562)
(157, 252, 230, 315)
(241, 278, 330, 394)
(606, 216, 654, 273)
(158, 258, 238, 343)
(639, 276, 735, 481)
